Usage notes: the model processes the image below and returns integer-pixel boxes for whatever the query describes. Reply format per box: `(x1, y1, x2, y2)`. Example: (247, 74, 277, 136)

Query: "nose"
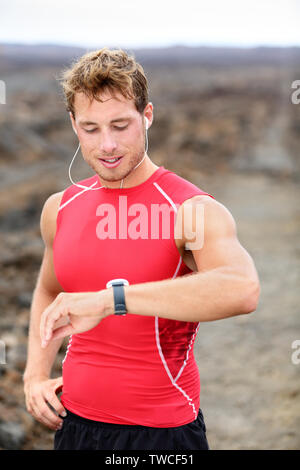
(99, 130, 118, 155)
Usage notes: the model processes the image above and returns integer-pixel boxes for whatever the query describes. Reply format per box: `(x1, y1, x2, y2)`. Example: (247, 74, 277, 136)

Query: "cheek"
(126, 128, 143, 147)
(79, 136, 98, 152)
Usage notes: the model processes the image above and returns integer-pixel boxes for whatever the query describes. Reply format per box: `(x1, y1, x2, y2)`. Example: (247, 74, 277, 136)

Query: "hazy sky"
(0, 0, 299, 49)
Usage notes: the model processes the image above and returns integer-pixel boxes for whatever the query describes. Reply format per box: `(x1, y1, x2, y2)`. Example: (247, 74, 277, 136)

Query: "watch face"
(106, 278, 129, 288)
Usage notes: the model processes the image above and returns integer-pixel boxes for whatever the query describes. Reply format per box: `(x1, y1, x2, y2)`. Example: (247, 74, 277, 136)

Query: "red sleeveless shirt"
(53, 166, 214, 427)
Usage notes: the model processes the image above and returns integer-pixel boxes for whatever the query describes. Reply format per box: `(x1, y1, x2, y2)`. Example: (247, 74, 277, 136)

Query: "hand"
(24, 376, 65, 431)
(40, 290, 112, 348)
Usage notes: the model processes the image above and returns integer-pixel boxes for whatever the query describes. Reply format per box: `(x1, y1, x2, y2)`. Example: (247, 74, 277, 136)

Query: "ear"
(143, 102, 153, 129)
(69, 112, 78, 135)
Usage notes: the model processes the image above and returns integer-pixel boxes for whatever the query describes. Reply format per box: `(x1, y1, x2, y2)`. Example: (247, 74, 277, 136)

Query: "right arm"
(23, 191, 67, 431)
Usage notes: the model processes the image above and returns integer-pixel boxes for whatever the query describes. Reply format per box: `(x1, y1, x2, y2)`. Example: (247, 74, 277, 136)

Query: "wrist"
(23, 372, 49, 385)
(100, 287, 115, 318)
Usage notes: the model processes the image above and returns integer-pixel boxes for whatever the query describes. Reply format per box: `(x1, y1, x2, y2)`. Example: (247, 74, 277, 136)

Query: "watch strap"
(106, 279, 129, 316)
(112, 283, 127, 315)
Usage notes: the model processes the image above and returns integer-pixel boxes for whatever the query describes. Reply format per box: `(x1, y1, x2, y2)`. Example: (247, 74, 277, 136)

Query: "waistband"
(62, 408, 203, 430)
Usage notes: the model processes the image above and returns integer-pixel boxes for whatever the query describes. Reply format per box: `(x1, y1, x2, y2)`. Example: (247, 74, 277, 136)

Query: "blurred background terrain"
(0, 43, 299, 450)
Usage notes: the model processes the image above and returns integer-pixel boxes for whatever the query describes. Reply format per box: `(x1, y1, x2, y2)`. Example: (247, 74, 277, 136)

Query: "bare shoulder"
(183, 194, 231, 213)
(40, 191, 65, 248)
(180, 194, 237, 238)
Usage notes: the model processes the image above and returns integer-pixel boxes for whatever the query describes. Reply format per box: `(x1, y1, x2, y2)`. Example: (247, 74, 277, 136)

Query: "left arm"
(40, 196, 260, 346)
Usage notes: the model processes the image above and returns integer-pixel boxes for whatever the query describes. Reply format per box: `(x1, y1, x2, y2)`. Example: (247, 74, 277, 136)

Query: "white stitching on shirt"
(59, 179, 98, 212)
(153, 182, 198, 420)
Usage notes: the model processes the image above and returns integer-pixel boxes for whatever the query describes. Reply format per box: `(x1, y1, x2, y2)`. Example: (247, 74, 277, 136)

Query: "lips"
(99, 156, 123, 168)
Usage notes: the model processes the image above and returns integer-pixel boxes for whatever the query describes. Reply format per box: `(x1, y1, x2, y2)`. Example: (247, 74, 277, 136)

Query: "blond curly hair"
(58, 47, 149, 117)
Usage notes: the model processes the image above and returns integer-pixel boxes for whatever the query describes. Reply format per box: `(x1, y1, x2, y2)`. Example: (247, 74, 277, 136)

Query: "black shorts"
(54, 408, 209, 450)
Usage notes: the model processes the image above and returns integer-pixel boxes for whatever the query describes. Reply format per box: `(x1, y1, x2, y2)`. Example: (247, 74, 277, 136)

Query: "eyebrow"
(79, 117, 132, 126)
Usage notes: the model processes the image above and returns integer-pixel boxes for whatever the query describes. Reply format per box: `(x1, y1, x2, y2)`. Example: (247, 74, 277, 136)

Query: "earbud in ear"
(74, 128, 78, 136)
(145, 117, 149, 130)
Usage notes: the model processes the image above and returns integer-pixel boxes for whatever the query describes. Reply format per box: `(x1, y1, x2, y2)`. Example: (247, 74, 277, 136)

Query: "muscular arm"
(23, 191, 68, 430)
(117, 196, 260, 322)
(24, 192, 65, 383)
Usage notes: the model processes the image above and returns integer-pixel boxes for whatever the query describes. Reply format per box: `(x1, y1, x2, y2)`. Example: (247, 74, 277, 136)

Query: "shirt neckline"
(95, 166, 166, 194)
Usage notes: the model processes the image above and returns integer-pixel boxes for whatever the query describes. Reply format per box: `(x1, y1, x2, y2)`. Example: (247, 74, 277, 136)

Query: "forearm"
(23, 287, 64, 383)
(104, 268, 259, 322)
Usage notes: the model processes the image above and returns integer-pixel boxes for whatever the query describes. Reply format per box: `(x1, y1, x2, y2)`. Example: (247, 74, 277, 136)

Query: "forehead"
(73, 90, 137, 122)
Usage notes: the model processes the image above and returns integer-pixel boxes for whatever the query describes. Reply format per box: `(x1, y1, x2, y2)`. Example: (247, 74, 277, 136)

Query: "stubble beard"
(88, 141, 146, 184)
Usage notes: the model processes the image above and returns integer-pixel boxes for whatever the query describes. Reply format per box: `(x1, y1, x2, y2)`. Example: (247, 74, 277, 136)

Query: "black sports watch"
(106, 278, 129, 316)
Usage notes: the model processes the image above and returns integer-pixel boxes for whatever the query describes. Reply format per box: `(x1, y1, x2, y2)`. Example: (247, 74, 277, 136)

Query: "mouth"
(98, 156, 123, 168)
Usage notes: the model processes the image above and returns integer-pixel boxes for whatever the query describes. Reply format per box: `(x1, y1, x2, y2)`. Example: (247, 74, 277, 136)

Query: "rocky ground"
(0, 47, 299, 449)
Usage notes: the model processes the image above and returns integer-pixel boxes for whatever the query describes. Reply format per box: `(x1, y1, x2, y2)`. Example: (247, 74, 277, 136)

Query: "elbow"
(241, 279, 261, 314)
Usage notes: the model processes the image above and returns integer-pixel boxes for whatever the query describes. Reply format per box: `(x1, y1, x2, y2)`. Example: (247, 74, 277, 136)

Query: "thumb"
(54, 376, 63, 394)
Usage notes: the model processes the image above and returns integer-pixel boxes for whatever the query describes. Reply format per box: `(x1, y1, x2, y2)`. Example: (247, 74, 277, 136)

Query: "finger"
(31, 401, 62, 430)
(41, 316, 69, 349)
(40, 294, 63, 344)
(40, 303, 56, 345)
(41, 310, 63, 348)
(44, 306, 69, 343)
(51, 324, 75, 342)
(40, 305, 49, 344)
(45, 391, 66, 417)
(34, 396, 63, 430)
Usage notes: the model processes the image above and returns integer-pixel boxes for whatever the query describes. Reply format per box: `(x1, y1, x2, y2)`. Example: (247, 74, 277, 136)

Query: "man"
(23, 48, 260, 451)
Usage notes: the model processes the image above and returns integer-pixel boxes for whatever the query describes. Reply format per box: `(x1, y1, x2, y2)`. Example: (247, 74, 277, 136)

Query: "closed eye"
(84, 125, 128, 133)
